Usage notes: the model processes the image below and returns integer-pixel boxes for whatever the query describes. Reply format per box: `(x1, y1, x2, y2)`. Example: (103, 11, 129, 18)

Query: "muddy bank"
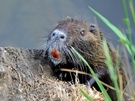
(0, 47, 105, 101)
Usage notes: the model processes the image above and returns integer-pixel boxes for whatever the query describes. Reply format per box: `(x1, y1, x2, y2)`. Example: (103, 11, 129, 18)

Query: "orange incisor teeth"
(51, 49, 60, 59)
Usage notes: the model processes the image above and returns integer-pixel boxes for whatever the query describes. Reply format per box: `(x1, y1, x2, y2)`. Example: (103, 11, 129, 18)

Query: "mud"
(0, 47, 105, 101)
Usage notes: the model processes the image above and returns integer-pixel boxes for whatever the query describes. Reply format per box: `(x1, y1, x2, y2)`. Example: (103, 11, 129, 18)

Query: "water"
(0, 0, 134, 48)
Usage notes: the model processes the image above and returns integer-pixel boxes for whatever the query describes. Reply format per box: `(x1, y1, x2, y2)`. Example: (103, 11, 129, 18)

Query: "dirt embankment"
(0, 47, 105, 101)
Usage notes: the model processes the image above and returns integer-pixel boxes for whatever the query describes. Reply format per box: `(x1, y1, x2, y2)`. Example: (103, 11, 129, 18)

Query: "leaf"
(123, 18, 130, 25)
(80, 89, 93, 101)
(72, 47, 112, 101)
(88, 6, 135, 55)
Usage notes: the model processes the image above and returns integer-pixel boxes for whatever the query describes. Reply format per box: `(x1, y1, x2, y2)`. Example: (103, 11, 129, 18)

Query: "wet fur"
(45, 18, 127, 100)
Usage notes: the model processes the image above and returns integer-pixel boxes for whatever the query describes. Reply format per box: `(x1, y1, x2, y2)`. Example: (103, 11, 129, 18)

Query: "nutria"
(45, 17, 127, 100)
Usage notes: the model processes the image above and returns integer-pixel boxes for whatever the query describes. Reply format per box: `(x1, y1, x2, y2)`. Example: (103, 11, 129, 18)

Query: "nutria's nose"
(51, 29, 67, 41)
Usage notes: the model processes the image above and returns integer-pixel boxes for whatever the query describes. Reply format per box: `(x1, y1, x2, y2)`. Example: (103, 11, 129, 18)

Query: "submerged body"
(45, 17, 127, 100)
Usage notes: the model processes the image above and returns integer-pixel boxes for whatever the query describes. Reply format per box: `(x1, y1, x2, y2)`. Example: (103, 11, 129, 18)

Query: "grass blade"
(80, 89, 93, 101)
(122, 0, 132, 45)
(71, 47, 112, 101)
(88, 6, 135, 56)
(88, 6, 135, 74)
(103, 39, 121, 101)
(129, 0, 135, 24)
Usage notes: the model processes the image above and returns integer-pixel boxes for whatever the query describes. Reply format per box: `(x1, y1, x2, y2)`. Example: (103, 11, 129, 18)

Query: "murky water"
(0, 0, 134, 48)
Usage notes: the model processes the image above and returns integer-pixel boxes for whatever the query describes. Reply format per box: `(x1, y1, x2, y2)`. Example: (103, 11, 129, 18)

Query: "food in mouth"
(51, 48, 60, 59)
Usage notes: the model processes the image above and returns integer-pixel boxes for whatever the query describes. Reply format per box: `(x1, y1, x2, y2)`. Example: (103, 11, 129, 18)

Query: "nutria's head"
(45, 18, 102, 66)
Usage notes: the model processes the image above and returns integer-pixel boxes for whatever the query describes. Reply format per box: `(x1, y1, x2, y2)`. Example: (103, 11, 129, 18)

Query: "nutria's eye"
(60, 35, 65, 39)
(89, 25, 95, 32)
(52, 32, 55, 36)
(80, 29, 85, 36)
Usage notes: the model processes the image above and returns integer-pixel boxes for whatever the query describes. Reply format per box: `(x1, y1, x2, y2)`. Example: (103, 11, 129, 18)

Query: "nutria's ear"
(89, 24, 96, 33)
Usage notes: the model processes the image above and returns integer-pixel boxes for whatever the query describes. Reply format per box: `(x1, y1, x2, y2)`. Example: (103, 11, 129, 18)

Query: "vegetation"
(73, 0, 135, 100)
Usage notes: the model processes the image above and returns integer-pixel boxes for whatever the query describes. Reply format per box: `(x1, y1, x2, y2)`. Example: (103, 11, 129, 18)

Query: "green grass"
(72, 47, 112, 101)
(80, 89, 93, 101)
(74, 0, 135, 100)
(129, 0, 135, 24)
(102, 39, 121, 101)
(88, 1, 135, 74)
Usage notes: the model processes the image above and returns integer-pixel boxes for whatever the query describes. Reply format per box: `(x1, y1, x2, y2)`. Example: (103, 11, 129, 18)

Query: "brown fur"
(45, 17, 127, 101)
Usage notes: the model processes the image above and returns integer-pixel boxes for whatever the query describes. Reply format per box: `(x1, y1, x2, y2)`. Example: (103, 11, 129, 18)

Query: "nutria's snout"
(50, 29, 67, 42)
(45, 29, 71, 65)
